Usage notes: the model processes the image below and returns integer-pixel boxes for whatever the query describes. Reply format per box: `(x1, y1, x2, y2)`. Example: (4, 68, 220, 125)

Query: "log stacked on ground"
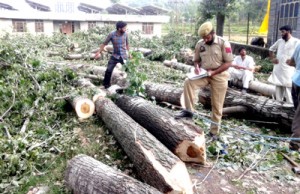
(65, 154, 162, 194)
(66, 96, 95, 119)
(116, 95, 206, 164)
(163, 60, 193, 73)
(95, 98, 193, 194)
(231, 79, 275, 97)
(144, 82, 294, 128)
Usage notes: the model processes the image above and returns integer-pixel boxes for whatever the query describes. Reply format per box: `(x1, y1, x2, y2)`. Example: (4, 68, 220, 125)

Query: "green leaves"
(123, 51, 147, 96)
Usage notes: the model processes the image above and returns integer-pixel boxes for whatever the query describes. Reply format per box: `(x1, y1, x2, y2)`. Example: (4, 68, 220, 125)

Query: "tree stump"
(65, 154, 162, 194)
(115, 95, 206, 164)
(95, 98, 193, 194)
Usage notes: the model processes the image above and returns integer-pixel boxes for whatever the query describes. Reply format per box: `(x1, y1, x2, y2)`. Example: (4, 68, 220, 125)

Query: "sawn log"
(95, 98, 193, 194)
(66, 96, 95, 119)
(144, 83, 294, 128)
(65, 154, 162, 194)
(115, 95, 206, 164)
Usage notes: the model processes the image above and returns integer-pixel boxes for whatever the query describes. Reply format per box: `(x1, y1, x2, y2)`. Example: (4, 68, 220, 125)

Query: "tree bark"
(144, 83, 294, 128)
(75, 78, 106, 102)
(64, 53, 98, 60)
(231, 79, 275, 97)
(66, 96, 95, 119)
(115, 95, 206, 164)
(163, 60, 193, 73)
(94, 98, 193, 194)
(65, 154, 162, 194)
(216, 13, 225, 37)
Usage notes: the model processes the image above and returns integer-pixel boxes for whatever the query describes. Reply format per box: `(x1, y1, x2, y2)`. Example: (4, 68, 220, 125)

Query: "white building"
(0, 0, 170, 37)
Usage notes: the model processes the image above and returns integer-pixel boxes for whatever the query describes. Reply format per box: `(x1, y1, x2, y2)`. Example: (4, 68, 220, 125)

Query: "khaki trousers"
(183, 71, 229, 135)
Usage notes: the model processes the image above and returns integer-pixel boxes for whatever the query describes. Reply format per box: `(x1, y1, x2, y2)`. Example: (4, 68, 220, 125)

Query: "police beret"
(198, 21, 213, 37)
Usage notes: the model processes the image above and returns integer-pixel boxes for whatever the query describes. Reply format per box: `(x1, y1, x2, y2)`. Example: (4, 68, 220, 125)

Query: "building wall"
(267, 0, 300, 46)
(0, 19, 13, 35)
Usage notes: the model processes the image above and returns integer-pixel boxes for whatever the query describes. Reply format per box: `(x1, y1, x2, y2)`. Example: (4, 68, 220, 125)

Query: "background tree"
(196, 0, 237, 36)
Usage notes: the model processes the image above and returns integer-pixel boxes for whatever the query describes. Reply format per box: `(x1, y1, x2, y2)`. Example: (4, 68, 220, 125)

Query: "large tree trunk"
(55, 63, 127, 87)
(64, 53, 98, 60)
(163, 60, 193, 73)
(216, 13, 225, 37)
(75, 78, 106, 102)
(115, 95, 206, 164)
(144, 83, 294, 128)
(231, 79, 276, 97)
(94, 98, 193, 194)
(66, 96, 95, 119)
(65, 154, 162, 194)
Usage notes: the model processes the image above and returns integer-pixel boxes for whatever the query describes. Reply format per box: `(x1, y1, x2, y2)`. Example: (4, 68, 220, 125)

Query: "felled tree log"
(144, 83, 294, 128)
(231, 79, 275, 97)
(163, 60, 193, 73)
(95, 98, 193, 194)
(57, 63, 127, 87)
(65, 154, 162, 194)
(115, 95, 206, 164)
(222, 106, 248, 115)
(93, 45, 152, 56)
(64, 53, 97, 60)
(178, 48, 194, 65)
(75, 78, 106, 102)
(66, 96, 95, 119)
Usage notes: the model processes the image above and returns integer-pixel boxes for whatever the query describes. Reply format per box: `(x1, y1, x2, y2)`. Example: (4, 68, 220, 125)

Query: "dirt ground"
(187, 159, 300, 194)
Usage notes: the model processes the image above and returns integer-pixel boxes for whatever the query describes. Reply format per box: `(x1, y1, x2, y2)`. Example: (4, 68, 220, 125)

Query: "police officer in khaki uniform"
(175, 21, 233, 137)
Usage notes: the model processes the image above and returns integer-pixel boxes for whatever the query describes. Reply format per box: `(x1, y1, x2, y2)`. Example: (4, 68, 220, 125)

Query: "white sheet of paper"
(187, 68, 208, 80)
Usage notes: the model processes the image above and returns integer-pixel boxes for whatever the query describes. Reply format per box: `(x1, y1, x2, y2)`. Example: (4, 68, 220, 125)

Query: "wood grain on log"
(66, 96, 95, 119)
(95, 98, 193, 194)
(65, 154, 162, 194)
(116, 95, 206, 164)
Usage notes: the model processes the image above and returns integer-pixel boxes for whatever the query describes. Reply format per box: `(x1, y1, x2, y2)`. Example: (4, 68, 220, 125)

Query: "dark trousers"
(291, 83, 300, 147)
(103, 56, 124, 88)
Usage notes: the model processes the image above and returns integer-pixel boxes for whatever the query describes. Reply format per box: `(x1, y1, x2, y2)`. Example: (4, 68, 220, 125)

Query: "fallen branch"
(20, 98, 40, 133)
(0, 90, 15, 121)
(236, 148, 271, 181)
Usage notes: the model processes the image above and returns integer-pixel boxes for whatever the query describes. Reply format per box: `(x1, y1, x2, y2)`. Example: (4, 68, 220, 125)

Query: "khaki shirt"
(194, 36, 233, 70)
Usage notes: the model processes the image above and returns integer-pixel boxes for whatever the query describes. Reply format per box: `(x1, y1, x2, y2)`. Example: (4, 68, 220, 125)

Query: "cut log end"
(168, 161, 194, 194)
(75, 98, 95, 119)
(175, 138, 206, 164)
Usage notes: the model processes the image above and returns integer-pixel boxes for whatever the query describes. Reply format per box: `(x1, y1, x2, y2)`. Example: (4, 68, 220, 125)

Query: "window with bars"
(35, 20, 44, 32)
(12, 20, 27, 32)
(88, 21, 97, 29)
(142, 23, 154, 34)
(279, 0, 299, 30)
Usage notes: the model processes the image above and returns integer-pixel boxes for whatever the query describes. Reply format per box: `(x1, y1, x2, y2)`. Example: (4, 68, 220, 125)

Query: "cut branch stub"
(115, 95, 206, 164)
(95, 98, 193, 194)
(65, 154, 162, 194)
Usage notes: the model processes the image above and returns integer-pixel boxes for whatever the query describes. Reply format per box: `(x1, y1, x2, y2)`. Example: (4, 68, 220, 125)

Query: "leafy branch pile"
(0, 27, 299, 194)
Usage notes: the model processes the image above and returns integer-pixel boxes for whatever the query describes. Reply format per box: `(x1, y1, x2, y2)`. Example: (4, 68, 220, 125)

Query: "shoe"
(175, 110, 193, 119)
(228, 80, 233, 88)
(289, 142, 300, 151)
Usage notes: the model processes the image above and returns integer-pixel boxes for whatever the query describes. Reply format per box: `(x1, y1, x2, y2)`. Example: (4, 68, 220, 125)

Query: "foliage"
(0, 25, 298, 193)
(123, 52, 147, 96)
(196, 0, 238, 36)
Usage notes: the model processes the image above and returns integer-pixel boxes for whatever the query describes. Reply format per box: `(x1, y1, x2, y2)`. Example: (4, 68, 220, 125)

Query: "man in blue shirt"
(95, 21, 130, 89)
(287, 44, 300, 151)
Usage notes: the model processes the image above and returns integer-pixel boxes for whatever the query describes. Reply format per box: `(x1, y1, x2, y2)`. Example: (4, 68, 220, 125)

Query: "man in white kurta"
(228, 47, 255, 93)
(268, 25, 300, 103)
